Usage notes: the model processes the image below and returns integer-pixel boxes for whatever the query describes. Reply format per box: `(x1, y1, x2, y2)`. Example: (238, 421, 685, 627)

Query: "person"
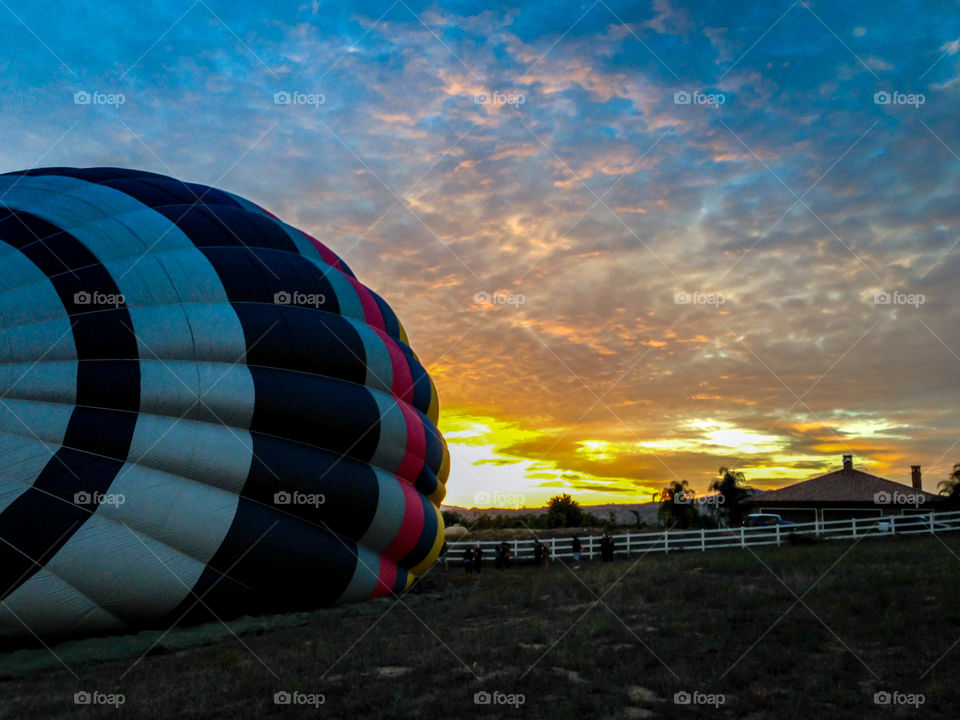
(494, 543, 503, 570)
(501, 541, 512, 569)
(473, 543, 483, 573)
(439, 541, 449, 570)
(600, 534, 613, 562)
(533, 538, 544, 566)
(462, 545, 474, 574)
(542, 540, 551, 568)
(572, 536, 582, 569)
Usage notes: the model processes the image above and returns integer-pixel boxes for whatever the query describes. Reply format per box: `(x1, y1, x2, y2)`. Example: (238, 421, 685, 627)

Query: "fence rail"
(444, 509, 960, 563)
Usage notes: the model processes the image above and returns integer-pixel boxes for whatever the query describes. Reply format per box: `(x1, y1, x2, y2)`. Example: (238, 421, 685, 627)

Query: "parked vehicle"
(875, 515, 949, 533)
(743, 513, 798, 528)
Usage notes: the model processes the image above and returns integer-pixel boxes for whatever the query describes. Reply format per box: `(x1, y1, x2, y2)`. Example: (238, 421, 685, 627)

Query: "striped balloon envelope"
(0, 167, 448, 639)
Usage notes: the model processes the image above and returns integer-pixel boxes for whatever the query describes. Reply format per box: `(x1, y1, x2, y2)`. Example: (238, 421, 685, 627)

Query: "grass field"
(2, 534, 959, 718)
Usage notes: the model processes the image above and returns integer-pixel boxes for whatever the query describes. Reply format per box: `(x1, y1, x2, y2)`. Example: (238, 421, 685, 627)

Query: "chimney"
(911, 465, 922, 491)
(842, 454, 853, 472)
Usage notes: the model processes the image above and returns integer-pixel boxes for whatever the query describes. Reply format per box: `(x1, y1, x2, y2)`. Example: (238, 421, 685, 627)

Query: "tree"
(709, 466, 750, 527)
(546, 493, 586, 528)
(442, 510, 465, 527)
(655, 480, 699, 529)
(938, 463, 960, 499)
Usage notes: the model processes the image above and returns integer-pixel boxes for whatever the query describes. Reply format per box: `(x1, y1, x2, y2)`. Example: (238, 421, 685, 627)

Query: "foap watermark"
(274, 290, 326, 308)
(874, 91, 925, 108)
(674, 90, 726, 107)
(874, 291, 924, 308)
(474, 690, 525, 708)
(474, 491, 525, 509)
(474, 91, 525, 108)
(74, 290, 125, 308)
(873, 690, 925, 708)
(874, 490, 925, 507)
(674, 291, 725, 308)
(274, 491, 325, 508)
(674, 690, 725, 707)
(273, 91, 325, 108)
(274, 691, 325, 707)
(74, 691, 125, 708)
(474, 290, 525, 307)
(74, 491, 125, 507)
(675, 491, 725, 507)
(74, 90, 125, 108)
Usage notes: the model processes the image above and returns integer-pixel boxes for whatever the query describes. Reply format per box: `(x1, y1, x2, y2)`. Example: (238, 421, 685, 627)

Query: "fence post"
(626, 532, 632, 557)
(701, 528, 706, 552)
(930, 512, 935, 534)
(740, 526, 745, 549)
(776, 524, 781, 546)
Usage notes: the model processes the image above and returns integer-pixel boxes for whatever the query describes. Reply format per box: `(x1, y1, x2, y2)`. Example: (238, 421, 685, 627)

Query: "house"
(741, 454, 946, 524)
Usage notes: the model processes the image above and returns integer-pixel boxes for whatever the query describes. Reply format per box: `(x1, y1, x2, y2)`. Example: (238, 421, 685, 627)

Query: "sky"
(2, 0, 959, 508)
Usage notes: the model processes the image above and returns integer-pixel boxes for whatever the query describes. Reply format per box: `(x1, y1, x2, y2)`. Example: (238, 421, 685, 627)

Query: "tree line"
(445, 463, 960, 533)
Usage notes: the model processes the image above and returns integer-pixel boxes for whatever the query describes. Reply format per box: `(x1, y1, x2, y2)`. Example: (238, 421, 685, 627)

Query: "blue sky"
(3, 0, 960, 506)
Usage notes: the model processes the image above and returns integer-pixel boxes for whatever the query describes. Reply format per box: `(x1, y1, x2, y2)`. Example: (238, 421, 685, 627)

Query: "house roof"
(743, 467, 943, 505)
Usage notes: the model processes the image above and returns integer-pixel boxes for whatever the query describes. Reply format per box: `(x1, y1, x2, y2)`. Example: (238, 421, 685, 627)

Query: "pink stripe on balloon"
(395, 402, 426, 485)
(374, 328, 414, 403)
(371, 559, 397, 598)
(383, 480, 424, 561)
(350, 278, 385, 330)
(300, 230, 347, 271)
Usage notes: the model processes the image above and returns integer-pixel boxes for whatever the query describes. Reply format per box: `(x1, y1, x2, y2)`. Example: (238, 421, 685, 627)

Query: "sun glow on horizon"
(439, 411, 661, 508)
(438, 409, 922, 509)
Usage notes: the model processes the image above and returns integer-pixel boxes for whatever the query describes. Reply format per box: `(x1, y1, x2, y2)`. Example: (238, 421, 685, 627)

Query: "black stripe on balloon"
(247, 366, 382, 464)
(421, 414, 445, 485)
(402, 491, 439, 571)
(6, 167, 247, 212)
(370, 291, 400, 339)
(169, 498, 357, 623)
(232, 303, 367, 384)
(195, 245, 342, 315)
(153, 204, 299, 254)
(1, 167, 362, 281)
(243, 431, 380, 543)
(407, 357, 433, 417)
(0, 209, 139, 602)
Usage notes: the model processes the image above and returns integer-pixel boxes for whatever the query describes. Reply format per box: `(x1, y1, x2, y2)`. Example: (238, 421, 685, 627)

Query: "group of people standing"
(460, 534, 618, 571)
(461, 544, 484, 573)
(462, 539, 540, 572)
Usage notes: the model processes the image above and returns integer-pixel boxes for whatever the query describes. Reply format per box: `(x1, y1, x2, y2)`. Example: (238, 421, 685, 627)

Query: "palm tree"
(938, 463, 960, 499)
(709, 466, 749, 527)
(656, 479, 698, 529)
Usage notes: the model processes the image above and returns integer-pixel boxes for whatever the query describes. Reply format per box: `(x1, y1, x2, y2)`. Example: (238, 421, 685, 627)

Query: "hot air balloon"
(0, 167, 448, 639)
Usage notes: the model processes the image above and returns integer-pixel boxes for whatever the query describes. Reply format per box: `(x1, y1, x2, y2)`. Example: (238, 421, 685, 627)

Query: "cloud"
(2, 0, 958, 502)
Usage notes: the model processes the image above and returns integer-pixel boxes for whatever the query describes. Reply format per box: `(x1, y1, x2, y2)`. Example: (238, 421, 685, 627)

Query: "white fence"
(444, 509, 960, 564)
